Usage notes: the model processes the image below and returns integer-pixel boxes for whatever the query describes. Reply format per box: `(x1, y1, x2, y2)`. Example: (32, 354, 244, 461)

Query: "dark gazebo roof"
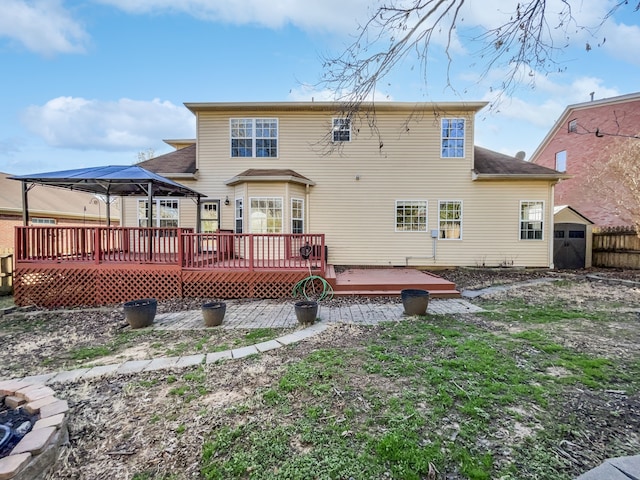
(9, 165, 203, 198)
(9, 165, 204, 226)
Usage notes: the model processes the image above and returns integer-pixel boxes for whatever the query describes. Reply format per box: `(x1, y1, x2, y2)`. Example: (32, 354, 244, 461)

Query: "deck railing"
(181, 232, 326, 271)
(15, 227, 325, 273)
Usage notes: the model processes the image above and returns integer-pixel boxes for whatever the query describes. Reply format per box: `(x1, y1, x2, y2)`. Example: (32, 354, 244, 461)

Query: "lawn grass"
(197, 296, 640, 480)
(0, 295, 14, 309)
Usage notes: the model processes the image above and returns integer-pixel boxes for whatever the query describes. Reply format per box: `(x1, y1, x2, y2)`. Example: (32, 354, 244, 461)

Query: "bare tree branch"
(320, 0, 635, 112)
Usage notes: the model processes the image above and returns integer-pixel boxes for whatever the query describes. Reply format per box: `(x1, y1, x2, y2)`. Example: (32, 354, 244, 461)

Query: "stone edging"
(0, 380, 69, 480)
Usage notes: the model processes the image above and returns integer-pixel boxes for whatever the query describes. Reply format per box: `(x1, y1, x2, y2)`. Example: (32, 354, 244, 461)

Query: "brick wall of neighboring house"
(0, 215, 21, 254)
(533, 97, 640, 227)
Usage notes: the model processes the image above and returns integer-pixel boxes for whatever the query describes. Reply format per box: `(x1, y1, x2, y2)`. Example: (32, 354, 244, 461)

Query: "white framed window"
(439, 201, 462, 239)
(396, 200, 427, 232)
(332, 117, 351, 142)
(138, 199, 179, 228)
(291, 198, 304, 234)
(568, 119, 578, 133)
(200, 201, 219, 233)
(555, 150, 567, 172)
(235, 198, 243, 234)
(31, 218, 56, 225)
(230, 118, 278, 157)
(441, 118, 465, 158)
(520, 201, 544, 240)
(249, 197, 283, 233)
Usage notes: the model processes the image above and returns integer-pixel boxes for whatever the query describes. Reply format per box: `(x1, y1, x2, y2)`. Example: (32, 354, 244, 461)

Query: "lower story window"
(520, 201, 544, 240)
(439, 201, 462, 239)
(291, 198, 304, 234)
(250, 197, 282, 233)
(396, 201, 427, 232)
(31, 218, 56, 225)
(235, 198, 243, 233)
(138, 199, 179, 228)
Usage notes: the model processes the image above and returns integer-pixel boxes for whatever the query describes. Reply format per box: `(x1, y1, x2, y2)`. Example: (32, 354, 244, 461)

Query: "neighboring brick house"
(0, 172, 119, 253)
(530, 92, 640, 227)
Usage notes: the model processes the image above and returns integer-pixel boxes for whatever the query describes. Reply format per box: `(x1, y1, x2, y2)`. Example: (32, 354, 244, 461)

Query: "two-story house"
(129, 101, 564, 268)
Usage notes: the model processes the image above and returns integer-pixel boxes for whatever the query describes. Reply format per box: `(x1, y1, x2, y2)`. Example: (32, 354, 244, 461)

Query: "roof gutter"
(471, 172, 571, 181)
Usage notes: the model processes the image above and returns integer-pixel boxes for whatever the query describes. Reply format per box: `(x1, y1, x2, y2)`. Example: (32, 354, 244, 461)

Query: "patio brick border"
(0, 380, 68, 480)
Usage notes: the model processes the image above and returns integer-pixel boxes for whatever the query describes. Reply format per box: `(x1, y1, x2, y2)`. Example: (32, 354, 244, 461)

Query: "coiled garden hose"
(292, 274, 334, 301)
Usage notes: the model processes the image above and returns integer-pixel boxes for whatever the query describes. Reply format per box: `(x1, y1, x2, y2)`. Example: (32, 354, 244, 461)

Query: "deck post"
(148, 182, 153, 261)
(177, 229, 184, 267)
(248, 234, 254, 272)
(94, 227, 101, 265)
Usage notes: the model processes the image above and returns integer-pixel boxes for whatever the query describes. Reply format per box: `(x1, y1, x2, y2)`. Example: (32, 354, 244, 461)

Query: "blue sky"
(1, 0, 639, 175)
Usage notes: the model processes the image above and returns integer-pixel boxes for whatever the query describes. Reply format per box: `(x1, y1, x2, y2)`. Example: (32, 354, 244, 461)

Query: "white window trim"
(395, 200, 428, 233)
(332, 117, 351, 142)
(440, 118, 465, 159)
(519, 200, 545, 241)
(235, 197, 244, 234)
(248, 196, 284, 233)
(291, 197, 305, 234)
(229, 118, 279, 158)
(438, 200, 463, 240)
(137, 198, 180, 228)
(31, 217, 56, 225)
(555, 150, 567, 172)
(200, 200, 220, 233)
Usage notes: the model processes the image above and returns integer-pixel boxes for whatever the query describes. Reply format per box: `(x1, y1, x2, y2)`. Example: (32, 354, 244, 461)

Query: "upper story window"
(332, 118, 351, 142)
(396, 200, 427, 232)
(555, 150, 567, 172)
(568, 119, 578, 133)
(441, 118, 465, 158)
(230, 118, 278, 157)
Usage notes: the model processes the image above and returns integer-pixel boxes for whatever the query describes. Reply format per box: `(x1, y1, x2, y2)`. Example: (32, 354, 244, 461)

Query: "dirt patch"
(2, 267, 640, 479)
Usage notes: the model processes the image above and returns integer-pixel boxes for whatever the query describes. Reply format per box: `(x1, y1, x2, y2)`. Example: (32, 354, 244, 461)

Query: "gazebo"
(9, 165, 204, 228)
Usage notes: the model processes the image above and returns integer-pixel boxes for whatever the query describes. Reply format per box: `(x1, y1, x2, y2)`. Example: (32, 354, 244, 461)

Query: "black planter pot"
(400, 289, 429, 316)
(294, 300, 318, 325)
(202, 301, 226, 327)
(123, 298, 157, 329)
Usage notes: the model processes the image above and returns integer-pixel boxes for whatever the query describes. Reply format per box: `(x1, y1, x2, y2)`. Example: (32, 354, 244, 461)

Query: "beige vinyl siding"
(122, 104, 555, 267)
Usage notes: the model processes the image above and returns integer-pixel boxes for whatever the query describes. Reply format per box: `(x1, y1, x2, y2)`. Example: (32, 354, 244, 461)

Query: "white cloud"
(0, 0, 88, 55)
(481, 75, 620, 130)
(21, 97, 195, 151)
(288, 84, 393, 102)
(600, 20, 640, 66)
(95, 0, 372, 33)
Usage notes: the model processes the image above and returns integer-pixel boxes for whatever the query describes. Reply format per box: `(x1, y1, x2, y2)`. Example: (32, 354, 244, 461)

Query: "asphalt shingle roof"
(473, 146, 564, 177)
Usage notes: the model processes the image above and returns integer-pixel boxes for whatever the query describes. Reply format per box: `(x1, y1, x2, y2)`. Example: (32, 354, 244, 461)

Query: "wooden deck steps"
(325, 266, 460, 299)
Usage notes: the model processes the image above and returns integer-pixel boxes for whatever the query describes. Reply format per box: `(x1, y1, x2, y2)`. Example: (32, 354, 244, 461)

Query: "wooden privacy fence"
(592, 226, 640, 269)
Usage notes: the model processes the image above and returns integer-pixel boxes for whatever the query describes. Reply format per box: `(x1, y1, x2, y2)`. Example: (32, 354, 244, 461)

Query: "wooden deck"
(327, 266, 460, 298)
(12, 226, 459, 306)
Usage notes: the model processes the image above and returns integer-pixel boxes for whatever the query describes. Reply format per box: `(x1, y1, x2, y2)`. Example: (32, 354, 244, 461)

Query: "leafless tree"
(136, 148, 155, 163)
(587, 137, 640, 231)
(321, 0, 637, 110)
